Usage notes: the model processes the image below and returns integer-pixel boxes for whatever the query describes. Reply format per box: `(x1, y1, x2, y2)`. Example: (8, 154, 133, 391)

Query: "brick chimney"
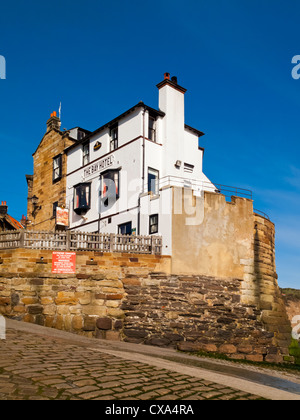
(46, 111, 61, 132)
(0, 201, 8, 215)
(157, 73, 187, 177)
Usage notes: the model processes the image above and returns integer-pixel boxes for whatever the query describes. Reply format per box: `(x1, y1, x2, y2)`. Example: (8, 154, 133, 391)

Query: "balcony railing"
(158, 176, 253, 200)
(0, 230, 162, 255)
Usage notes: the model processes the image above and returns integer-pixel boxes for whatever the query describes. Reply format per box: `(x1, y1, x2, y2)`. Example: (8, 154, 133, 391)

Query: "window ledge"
(150, 193, 160, 201)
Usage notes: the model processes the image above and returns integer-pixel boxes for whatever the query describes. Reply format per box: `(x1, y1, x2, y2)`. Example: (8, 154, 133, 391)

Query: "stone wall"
(171, 191, 254, 278)
(246, 214, 292, 352)
(122, 273, 276, 361)
(0, 248, 170, 339)
(0, 246, 293, 362)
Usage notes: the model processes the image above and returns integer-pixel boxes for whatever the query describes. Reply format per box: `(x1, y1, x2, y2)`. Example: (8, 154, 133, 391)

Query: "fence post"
(66, 230, 71, 251)
(110, 233, 115, 253)
(151, 236, 156, 254)
(19, 230, 25, 248)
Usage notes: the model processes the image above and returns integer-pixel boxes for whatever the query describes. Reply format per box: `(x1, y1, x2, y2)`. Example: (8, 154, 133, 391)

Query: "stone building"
(26, 112, 90, 230)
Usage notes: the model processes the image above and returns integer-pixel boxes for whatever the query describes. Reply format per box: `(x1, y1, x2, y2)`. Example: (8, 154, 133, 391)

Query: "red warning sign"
(52, 251, 76, 274)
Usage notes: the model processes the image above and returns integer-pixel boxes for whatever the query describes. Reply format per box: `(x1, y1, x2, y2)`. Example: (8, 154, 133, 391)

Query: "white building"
(66, 73, 215, 255)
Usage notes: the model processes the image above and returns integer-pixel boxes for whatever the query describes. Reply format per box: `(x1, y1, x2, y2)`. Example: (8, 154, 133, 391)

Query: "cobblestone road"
(0, 328, 266, 401)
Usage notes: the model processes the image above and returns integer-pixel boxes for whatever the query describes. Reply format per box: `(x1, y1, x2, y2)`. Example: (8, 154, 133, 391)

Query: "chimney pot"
(171, 76, 178, 84)
(164, 72, 170, 80)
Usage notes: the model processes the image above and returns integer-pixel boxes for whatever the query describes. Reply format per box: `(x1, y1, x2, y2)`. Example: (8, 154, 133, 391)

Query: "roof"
(185, 124, 205, 138)
(64, 102, 165, 153)
(0, 214, 24, 230)
(64, 101, 205, 154)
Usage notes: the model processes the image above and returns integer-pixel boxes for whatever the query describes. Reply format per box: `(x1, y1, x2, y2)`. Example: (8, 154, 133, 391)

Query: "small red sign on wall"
(52, 251, 76, 274)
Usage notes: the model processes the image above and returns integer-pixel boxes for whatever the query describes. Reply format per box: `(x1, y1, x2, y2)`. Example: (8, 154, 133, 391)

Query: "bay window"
(74, 183, 91, 215)
(100, 170, 120, 209)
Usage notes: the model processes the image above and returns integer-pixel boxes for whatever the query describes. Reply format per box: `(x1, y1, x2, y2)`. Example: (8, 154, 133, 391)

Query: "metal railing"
(158, 176, 253, 200)
(0, 230, 162, 255)
(253, 209, 270, 220)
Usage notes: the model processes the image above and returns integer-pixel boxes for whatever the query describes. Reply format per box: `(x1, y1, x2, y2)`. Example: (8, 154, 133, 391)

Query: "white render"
(66, 74, 215, 255)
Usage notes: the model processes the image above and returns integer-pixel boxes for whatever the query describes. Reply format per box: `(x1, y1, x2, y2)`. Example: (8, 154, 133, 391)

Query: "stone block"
(106, 331, 120, 341)
(72, 315, 83, 330)
(96, 317, 112, 330)
(107, 308, 124, 318)
(75, 291, 91, 305)
(114, 320, 123, 330)
(237, 344, 253, 354)
(55, 291, 78, 305)
(218, 344, 237, 354)
(83, 316, 96, 331)
(82, 305, 107, 317)
(123, 328, 148, 339)
(27, 305, 43, 315)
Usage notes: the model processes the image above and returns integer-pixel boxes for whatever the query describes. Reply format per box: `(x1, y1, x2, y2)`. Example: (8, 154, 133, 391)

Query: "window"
(148, 116, 156, 142)
(149, 214, 158, 234)
(53, 155, 62, 183)
(110, 124, 118, 151)
(52, 201, 58, 218)
(82, 143, 90, 166)
(78, 130, 85, 141)
(74, 183, 91, 215)
(148, 168, 159, 195)
(100, 170, 119, 208)
(118, 221, 132, 235)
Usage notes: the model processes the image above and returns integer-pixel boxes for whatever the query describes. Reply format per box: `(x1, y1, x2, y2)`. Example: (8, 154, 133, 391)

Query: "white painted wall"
(66, 77, 215, 255)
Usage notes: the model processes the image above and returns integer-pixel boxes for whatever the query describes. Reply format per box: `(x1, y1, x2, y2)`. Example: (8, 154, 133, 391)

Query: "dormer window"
(74, 183, 91, 215)
(110, 124, 118, 151)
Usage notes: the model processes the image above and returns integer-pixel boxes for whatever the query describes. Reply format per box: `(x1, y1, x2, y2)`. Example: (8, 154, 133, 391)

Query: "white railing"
(0, 230, 162, 255)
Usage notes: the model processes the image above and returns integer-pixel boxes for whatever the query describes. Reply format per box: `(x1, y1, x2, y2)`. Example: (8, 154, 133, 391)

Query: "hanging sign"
(56, 207, 69, 227)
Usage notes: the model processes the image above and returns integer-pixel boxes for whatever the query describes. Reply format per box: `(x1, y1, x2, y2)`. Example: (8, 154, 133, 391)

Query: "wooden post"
(151, 236, 156, 254)
(110, 233, 115, 253)
(66, 230, 71, 250)
(19, 230, 25, 248)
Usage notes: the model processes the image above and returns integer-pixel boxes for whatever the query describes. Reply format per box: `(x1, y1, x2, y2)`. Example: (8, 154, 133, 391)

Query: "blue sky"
(0, 0, 299, 288)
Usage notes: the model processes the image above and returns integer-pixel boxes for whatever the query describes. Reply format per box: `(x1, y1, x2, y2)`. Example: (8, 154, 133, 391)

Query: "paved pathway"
(0, 319, 300, 401)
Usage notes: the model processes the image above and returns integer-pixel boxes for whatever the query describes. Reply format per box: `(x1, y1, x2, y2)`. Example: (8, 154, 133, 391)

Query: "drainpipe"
(138, 107, 146, 235)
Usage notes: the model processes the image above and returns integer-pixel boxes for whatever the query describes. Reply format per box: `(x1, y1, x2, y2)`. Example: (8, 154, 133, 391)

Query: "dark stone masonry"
(122, 274, 278, 362)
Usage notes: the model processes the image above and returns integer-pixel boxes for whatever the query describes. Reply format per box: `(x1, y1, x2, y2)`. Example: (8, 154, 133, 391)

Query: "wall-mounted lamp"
(31, 195, 41, 216)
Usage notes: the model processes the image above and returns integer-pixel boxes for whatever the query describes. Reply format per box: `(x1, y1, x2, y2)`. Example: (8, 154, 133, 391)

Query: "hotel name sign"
(84, 154, 115, 178)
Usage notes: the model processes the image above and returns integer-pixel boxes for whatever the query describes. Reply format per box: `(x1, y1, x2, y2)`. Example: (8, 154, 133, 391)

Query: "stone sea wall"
(0, 247, 292, 363)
